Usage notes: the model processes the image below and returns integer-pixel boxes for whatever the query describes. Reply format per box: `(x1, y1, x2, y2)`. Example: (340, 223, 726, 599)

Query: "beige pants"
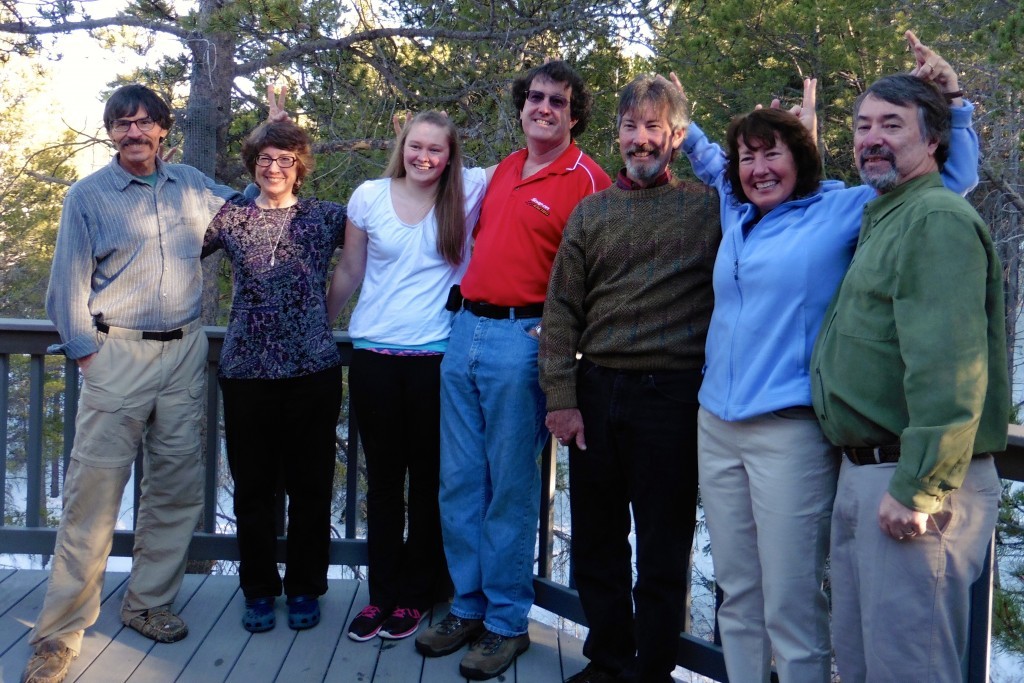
(698, 407, 840, 683)
(29, 326, 207, 654)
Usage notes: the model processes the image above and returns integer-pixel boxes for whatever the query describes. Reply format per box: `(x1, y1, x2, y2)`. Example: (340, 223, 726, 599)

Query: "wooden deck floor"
(0, 569, 589, 683)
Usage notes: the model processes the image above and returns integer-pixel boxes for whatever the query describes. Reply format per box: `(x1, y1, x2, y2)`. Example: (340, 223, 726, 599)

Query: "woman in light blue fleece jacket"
(684, 33, 979, 683)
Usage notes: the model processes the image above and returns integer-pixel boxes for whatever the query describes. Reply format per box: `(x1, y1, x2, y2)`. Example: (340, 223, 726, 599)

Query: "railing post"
(62, 358, 79, 476)
(537, 436, 557, 579)
(0, 354, 8, 524)
(345, 390, 360, 540)
(204, 358, 220, 533)
(965, 533, 994, 683)
(26, 354, 45, 527)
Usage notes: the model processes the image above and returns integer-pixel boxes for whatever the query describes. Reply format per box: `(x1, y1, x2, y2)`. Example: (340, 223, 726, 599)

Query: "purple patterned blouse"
(203, 197, 347, 379)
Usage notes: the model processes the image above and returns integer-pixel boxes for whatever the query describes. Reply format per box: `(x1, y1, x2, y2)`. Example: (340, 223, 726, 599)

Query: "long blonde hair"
(383, 111, 467, 266)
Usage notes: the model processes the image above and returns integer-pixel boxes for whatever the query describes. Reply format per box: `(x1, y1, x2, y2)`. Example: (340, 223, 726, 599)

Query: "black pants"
(219, 364, 343, 599)
(570, 361, 700, 683)
(350, 349, 449, 610)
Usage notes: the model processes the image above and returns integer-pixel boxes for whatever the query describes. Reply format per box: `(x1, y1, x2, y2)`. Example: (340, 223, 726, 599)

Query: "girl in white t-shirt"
(328, 111, 487, 642)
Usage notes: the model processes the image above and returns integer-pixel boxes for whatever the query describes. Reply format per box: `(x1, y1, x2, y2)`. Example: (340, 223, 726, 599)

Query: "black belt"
(96, 322, 184, 342)
(842, 445, 901, 465)
(463, 299, 544, 320)
(842, 445, 994, 466)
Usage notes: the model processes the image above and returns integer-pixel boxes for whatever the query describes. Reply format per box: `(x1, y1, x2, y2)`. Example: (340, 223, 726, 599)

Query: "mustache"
(859, 145, 895, 165)
(120, 137, 153, 147)
(626, 143, 657, 157)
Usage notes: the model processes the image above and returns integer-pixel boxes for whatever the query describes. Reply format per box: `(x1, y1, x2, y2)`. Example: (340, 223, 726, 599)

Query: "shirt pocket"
(174, 216, 204, 259)
(834, 265, 896, 341)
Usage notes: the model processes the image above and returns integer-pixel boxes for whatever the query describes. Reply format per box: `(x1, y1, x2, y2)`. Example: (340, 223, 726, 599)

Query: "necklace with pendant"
(258, 205, 295, 266)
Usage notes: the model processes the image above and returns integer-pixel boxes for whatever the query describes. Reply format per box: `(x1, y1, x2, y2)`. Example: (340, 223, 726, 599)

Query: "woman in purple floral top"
(202, 120, 346, 634)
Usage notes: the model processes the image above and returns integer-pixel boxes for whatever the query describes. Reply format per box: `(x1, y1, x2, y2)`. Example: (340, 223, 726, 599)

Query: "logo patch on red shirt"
(526, 197, 551, 216)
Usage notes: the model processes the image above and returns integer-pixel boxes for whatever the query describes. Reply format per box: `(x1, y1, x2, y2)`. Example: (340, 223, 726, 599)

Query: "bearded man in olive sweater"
(539, 75, 720, 683)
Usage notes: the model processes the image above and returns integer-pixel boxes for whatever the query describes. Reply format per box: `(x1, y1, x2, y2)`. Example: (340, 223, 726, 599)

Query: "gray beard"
(859, 165, 899, 193)
(625, 157, 664, 185)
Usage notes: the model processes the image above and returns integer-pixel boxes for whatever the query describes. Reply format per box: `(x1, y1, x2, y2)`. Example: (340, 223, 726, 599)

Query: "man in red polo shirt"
(415, 60, 610, 680)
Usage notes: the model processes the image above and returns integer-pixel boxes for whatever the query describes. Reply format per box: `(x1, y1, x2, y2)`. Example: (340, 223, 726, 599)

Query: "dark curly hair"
(512, 60, 593, 139)
(103, 84, 174, 133)
(725, 108, 821, 207)
(242, 121, 314, 195)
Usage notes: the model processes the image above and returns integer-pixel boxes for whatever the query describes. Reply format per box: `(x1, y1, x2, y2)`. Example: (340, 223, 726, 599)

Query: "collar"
(860, 172, 943, 243)
(863, 173, 943, 220)
(511, 141, 585, 181)
(615, 167, 673, 190)
(246, 195, 310, 215)
(108, 155, 171, 191)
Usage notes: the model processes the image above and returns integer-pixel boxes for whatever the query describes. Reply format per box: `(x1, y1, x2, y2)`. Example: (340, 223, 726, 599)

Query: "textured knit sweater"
(539, 179, 721, 411)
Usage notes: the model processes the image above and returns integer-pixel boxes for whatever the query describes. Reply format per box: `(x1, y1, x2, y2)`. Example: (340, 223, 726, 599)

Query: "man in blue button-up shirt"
(23, 84, 239, 683)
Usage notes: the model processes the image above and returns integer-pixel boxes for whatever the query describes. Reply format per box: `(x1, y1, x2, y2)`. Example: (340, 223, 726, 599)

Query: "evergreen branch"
(24, 170, 73, 187)
(0, 15, 188, 39)
(237, 22, 567, 76)
(982, 161, 1024, 214)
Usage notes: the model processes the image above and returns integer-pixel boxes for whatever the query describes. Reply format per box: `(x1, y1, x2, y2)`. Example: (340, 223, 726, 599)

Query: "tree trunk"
(186, 0, 237, 326)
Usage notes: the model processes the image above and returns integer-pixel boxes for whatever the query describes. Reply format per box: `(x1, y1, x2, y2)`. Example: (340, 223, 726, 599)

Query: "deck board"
(557, 627, 588, 681)
(127, 572, 233, 683)
(278, 579, 357, 681)
(0, 570, 585, 682)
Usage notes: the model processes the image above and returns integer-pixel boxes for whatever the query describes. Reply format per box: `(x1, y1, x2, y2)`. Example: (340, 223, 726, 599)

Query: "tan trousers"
(29, 326, 207, 654)
(698, 407, 840, 683)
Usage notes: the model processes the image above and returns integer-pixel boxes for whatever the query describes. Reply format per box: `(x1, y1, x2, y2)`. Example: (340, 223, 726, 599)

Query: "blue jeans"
(439, 309, 547, 636)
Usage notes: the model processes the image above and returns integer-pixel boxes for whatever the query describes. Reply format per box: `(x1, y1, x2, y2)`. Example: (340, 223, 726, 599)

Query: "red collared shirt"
(460, 143, 610, 307)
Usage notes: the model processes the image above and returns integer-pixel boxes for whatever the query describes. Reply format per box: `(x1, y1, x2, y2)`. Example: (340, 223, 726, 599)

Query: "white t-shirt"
(347, 166, 487, 347)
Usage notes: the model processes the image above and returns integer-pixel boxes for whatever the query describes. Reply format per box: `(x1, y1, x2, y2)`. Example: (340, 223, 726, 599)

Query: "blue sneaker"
(286, 595, 320, 630)
(242, 597, 276, 633)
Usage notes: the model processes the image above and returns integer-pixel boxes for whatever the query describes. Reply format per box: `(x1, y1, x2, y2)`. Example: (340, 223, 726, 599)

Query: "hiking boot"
(565, 662, 623, 683)
(22, 641, 76, 683)
(380, 606, 427, 639)
(459, 629, 530, 680)
(347, 604, 389, 641)
(124, 606, 188, 643)
(414, 612, 484, 657)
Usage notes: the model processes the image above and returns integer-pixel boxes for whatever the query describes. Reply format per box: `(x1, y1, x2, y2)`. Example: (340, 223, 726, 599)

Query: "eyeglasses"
(524, 90, 570, 110)
(255, 154, 298, 168)
(110, 117, 158, 133)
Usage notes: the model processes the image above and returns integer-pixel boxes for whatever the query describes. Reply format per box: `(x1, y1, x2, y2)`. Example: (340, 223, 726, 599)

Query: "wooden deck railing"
(1, 317, 1021, 683)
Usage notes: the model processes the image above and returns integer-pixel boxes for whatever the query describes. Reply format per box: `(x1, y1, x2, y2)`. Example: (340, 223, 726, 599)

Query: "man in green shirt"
(811, 73, 1008, 682)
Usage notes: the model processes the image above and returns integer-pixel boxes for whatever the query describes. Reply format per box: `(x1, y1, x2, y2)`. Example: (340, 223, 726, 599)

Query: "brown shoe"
(565, 662, 623, 683)
(22, 641, 76, 683)
(414, 612, 484, 657)
(125, 606, 189, 643)
(459, 629, 530, 680)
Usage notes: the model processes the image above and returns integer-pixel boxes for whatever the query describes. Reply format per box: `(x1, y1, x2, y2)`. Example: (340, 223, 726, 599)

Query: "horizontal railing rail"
(1, 317, 1019, 682)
